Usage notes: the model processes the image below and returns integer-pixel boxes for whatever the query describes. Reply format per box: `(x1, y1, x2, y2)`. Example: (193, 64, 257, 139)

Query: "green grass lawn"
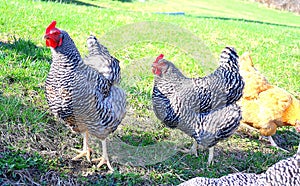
(80, 0, 300, 27)
(0, 0, 300, 185)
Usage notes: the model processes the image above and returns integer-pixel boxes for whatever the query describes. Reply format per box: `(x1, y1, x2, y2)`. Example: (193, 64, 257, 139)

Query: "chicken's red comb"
(46, 21, 57, 34)
(154, 54, 164, 63)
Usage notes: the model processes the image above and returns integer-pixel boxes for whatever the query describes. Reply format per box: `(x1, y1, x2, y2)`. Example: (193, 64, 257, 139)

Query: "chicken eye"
(158, 60, 164, 65)
(50, 29, 60, 35)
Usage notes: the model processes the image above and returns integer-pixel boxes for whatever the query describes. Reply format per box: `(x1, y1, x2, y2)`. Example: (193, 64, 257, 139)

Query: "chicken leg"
(92, 139, 114, 172)
(207, 147, 214, 165)
(241, 123, 289, 152)
(268, 136, 289, 153)
(180, 141, 214, 165)
(179, 141, 199, 157)
(72, 131, 93, 162)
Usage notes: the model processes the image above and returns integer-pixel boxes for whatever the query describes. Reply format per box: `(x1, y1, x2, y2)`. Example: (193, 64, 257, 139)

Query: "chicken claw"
(91, 139, 114, 172)
(71, 147, 93, 162)
(72, 131, 93, 161)
(268, 136, 289, 153)
(92, 157, 114, 172)
(179, 141, 199, 157)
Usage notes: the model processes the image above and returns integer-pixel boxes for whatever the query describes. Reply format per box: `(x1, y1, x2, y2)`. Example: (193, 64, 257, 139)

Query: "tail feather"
(84, 35, 121, 84)
(219, 46, 239, 72)
(86, 35, 109, 55)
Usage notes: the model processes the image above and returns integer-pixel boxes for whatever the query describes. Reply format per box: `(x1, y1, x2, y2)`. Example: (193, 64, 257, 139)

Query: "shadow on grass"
(0, 37, 51, 104)
(113, 0, 134, 2)
(0, 93, 299, 185)
(133, 134, 299, 185)
(0, 147, 92, 185)
(0, 94, 93, 185)
(40, 0, 106, 9)
(0, 95, 59, 152)
(0, 37, 51, 62)
(185, 15, 300, 29)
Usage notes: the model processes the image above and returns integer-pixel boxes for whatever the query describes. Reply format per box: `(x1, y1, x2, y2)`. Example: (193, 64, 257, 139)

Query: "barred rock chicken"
(152, 47, 244, 164)
(179, 142, 300, 186)
(238, 52, 300, 151)
(84, 35, 121, 85)
(180, 172, 260, 186)
(44, 21, 126, 172)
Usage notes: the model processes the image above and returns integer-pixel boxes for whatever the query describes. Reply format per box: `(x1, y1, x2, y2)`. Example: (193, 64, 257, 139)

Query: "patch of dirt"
(253, 0, 300, 14)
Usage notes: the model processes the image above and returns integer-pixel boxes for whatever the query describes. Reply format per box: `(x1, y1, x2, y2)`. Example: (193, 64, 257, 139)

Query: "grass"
(0, 0, 300, 185)
(80, 0, 300, 27)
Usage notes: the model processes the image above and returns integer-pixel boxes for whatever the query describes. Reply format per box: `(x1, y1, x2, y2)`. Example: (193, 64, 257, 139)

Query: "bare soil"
(253, 0, 300, 14)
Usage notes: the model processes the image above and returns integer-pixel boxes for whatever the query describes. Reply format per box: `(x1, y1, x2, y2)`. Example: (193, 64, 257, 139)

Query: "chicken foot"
(207, 147, 214, 165)
(241, 123, 289, 152)
(72, 131, 93, 162)
(92, 139, 114, 172)
(267, 136, 289, 153)
(179, 141, 199, 157)
(179, 141, 215, 165)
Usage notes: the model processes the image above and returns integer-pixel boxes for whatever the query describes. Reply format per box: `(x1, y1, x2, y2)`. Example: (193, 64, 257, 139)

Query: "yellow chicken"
(238, 52, 300, 151)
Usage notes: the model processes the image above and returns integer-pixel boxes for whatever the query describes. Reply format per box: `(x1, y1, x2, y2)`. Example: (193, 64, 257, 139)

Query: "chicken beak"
(296, 120, 300, 133)
(152, 64, 156, 74)
(44, 34, 50, 39)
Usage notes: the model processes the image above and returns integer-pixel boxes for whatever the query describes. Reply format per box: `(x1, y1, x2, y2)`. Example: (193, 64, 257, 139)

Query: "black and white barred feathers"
(84, 35, 121, 85)
(45, 26, 126, 140)
(179, 143, 300, 186)
(152, 47, 244, 148)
